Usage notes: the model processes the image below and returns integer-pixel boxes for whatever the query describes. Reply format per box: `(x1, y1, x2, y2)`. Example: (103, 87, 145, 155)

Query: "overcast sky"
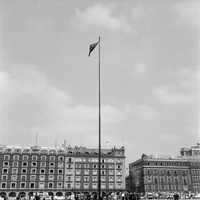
(0, 0, 199, 164)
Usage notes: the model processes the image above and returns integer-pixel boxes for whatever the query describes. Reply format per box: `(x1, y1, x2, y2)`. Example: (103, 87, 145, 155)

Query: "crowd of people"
(1, 191, 198, 200)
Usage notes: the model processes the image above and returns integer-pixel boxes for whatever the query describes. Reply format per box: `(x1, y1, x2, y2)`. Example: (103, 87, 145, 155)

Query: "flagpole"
(98, 36, 101, 200)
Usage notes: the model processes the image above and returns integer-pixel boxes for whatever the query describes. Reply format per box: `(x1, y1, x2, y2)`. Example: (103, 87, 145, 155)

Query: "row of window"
(191, 170, 200, 175)
(144, 169, 189, 176)
(2, 168, 64, 174)
(0, 182, 123, 189)
(145, 161, 189, 167)
(1, 175, 122, 182)
(2, 162, 120, 169)
(1, 168, 122, 175)
(145, 176, 188, 185)
(144, 184, 188, 191)
(3, 155, 64, 162)
(2, 155, 123, 163)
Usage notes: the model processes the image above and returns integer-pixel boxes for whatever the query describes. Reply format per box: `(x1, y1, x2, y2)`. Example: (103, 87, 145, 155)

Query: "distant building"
(180, 143, 200, 157)
(128, 143, 200, 194)
(0, 145, 125, 197)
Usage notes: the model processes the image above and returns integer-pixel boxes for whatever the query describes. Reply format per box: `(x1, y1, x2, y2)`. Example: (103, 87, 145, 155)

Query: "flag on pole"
(88, 41, 99, 56)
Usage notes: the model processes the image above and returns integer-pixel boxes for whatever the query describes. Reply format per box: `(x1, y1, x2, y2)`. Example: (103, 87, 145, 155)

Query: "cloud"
(153, 87, 195, 104)
(173, 1, 200, 30)
(134, 63, 146, 74)
(73, 3, 131, 32)
(125, 104, 158, 120)
(0, 66, 124, 146)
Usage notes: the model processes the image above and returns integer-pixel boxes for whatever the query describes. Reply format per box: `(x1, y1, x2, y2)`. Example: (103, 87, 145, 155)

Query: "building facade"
(180, 143, 200, 193)
(128, 143, 200, 194)
(0, 145, 125, 197)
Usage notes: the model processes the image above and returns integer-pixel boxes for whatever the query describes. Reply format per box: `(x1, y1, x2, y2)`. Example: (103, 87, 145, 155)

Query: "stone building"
(0, 145, 125, 197)
(128, 143, 200, 194)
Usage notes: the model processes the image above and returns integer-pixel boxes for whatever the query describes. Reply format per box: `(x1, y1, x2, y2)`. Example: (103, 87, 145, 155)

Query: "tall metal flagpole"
(98, 36, 101, 200)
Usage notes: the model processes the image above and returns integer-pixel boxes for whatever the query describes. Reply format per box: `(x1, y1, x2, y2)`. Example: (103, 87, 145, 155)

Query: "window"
(11, 182, 16, 188)
(92, 176, 97, 182)
(116, 170, 122, 175)
(30, 182, 35, 188)
(57, 175, 63, 181)
(57, 182, 62, 188)
(48, 182, 53, 188)
(3, 161, 9, 167)
(20, 182, 26, 188)
(101, 170, 105, 175)
(1, 183, 6, 189)
(49, 169, 54, 174)
(109, 176, 114, 182)
(4, 155, 10, 160)
(75, 169, 80, 175)
(48, 175, 54, 180)
(2, 175, 7, 181)
(68, 158, 72, 163)
(109, 170, 114, 175)
(31, 162, 37, 167)
(41, 156, 46, 161)
(109, 183, 114, 189)
(40, 169, 45, 174)
(75, 176, 81, 182)
(92, 183, 97, 189)
(67, 164, 71, 168)
(12, 168, 18, 174)
(58, 156, 64, 162)
(39, 182, 45, 189)
(84, 183, 89, 189)
(58, 169, 63, 174)
(50, 156, 55, 161)
(2, 168, 8, 174)
(84, 176, 89, 182)
(31, 168, 37, 174)
(21, 175, 27, 181)
(32, 155, 37, 161)
(12, 161, 18, 167)
(67, 176, 71, 182)
(49, 162, 55, 167)
(75, 183, 80, 189)
(40, 162, 46, 167)
(21, 168, 27, 174)
(13, 155, 19, 160)
(22, 155, 29, 160)
(101, 176, 106, 182)
(30, 175, 36, 181)
(39, 175, 45, 181)
(22, 162, 28, 167)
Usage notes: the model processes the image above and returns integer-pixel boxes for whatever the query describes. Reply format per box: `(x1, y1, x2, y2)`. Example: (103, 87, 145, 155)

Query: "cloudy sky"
(0, 0, 199, 164)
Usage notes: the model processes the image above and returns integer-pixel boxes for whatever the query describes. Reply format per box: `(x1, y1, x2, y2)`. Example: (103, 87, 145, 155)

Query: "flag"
(88, 41, 99, 56)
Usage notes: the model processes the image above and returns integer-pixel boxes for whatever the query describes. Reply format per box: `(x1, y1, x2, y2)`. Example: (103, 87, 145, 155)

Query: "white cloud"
(134, 63, 146, 74)
(153, 87, 194, 104)
(125, 104, 158, 120)
(174, 1, 200, 29)
(0, 66, 124, 146)
(73, 4, 131, 32)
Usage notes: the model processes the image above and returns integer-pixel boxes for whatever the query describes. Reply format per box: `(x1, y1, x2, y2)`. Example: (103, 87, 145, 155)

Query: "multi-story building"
(180, 143, 200, 193)
(128, 143, 200, 194)
(0, 145, 125, 198)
